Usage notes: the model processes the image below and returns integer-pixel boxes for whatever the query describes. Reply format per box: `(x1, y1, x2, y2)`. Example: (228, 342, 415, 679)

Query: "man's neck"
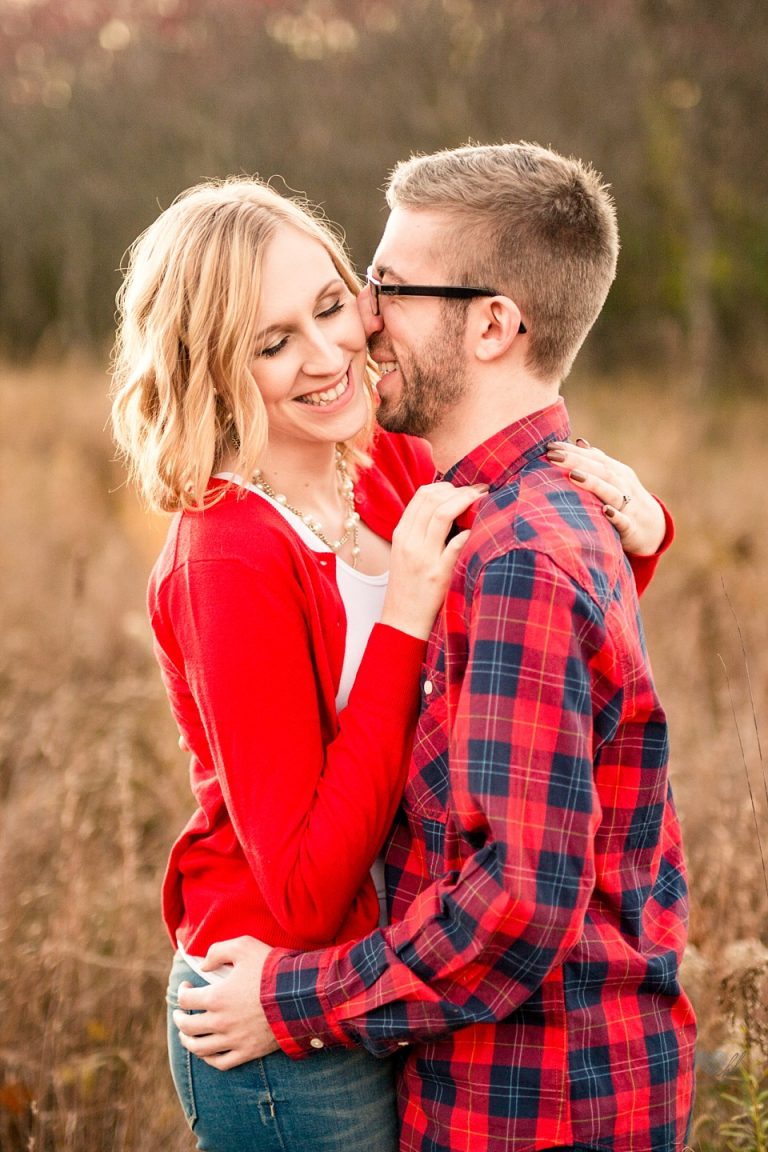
(428, 373, 561, 473)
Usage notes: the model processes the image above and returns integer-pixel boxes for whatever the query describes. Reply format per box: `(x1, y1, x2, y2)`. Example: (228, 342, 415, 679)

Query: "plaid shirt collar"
(439, 398, 571, 529)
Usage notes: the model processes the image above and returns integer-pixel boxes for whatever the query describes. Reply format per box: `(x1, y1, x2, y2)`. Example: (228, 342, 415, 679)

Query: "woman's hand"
(546, 439, 666, 557)
(381, 482, 487, 640)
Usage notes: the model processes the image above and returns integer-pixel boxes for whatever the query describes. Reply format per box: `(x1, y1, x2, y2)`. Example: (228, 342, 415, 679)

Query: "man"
(175, 142, 696, 1151)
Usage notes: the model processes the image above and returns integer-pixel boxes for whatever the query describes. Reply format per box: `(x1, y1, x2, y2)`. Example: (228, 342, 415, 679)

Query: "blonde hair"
(386, 142, 619, 382)
(111, 177, 374, 513)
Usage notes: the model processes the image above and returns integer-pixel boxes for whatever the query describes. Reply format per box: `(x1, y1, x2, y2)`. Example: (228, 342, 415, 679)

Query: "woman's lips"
(295, 369, 352, 408)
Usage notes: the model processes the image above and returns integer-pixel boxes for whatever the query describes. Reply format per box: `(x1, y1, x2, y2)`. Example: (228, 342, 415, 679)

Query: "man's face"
(360, 208, 470, 439)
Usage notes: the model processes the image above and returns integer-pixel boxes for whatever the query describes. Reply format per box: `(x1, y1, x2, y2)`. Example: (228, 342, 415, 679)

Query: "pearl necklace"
(253, 450, 361, 568)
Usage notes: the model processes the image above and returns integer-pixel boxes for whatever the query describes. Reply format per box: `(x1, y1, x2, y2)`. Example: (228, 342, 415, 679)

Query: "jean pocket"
(166, 962, 200, 1131)
(169, 1039, 198, 1131)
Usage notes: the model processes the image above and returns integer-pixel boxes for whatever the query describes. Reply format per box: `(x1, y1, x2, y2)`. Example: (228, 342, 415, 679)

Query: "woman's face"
(250, 226, 369, 454)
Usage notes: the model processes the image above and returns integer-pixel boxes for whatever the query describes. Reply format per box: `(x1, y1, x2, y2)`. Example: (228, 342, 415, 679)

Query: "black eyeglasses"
(366, 267, 526, 333)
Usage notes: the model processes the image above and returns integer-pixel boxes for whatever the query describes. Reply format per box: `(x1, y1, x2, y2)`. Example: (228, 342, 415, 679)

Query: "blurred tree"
(0, 0, 764, 390)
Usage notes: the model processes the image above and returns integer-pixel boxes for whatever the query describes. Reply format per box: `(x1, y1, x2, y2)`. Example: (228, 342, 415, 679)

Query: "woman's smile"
(294, 367, 354, 408)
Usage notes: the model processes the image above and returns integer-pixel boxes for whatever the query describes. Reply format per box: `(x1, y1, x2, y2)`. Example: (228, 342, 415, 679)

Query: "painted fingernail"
(547, 450, 566, 462)
(575, 437, 591, 448)
(570, 469, 586, 482)
(603, 505, 616, 519)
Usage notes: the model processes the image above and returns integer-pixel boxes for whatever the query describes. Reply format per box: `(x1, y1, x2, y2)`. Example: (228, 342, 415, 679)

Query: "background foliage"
(0, 0, 766, 392)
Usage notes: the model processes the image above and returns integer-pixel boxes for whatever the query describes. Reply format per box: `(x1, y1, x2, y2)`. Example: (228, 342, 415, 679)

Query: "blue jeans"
(166, 953, 398, 1151)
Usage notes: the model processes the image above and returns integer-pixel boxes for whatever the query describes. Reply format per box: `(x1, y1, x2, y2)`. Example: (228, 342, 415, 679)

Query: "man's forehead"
(372, 207, 448, 281)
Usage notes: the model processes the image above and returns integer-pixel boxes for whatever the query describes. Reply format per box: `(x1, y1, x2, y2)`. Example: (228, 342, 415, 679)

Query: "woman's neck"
(255, 441, 341, 509)
(253, 441, 363, 566)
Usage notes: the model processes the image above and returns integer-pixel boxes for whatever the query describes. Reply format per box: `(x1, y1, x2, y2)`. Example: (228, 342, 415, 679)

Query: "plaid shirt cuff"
(261, 945, 353, 1057)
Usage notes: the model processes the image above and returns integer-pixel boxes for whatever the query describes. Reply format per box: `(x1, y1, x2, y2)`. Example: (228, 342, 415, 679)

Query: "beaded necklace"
(253, 449, 361, 568)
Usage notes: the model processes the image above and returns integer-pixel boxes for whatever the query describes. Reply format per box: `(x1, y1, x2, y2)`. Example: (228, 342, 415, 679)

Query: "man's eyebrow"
(373, 263, 406, 284)
(255, 278, 344, 344)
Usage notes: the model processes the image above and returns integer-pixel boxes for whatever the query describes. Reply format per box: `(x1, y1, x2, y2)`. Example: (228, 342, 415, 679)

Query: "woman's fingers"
(562, 462, 631, 516)
(396, 483, 486, 560)
(602, 505, 634, 533)
(547, 440, 612, 478)
(394, 481, 485, 542)
(547, 439, 633, 512)
(546, 440, 665, 556)
(441, 528, 471, 561)
(382, 483, 486, 640)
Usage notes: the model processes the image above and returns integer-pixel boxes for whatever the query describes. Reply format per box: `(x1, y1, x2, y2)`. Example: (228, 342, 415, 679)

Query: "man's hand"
(173, 936, 279, 1069)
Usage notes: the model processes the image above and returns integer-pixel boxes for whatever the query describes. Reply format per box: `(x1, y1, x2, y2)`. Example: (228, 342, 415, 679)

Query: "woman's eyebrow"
(255, 278, 345, 344)
(254, 318, 287, 346)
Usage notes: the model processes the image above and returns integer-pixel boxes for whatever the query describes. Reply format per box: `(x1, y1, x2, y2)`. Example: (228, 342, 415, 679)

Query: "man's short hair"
(386, 142, 619, 382)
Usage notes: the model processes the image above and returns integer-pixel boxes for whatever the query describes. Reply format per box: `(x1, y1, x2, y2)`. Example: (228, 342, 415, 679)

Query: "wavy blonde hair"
(111, 177, 375, 513)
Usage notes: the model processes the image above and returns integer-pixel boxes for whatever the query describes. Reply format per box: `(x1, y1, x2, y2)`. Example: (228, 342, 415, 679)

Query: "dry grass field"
(0, 359, 766, 1150)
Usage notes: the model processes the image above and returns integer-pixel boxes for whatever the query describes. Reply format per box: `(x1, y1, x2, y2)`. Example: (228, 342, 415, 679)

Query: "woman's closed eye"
(317, 299, 345, 320)
(258, 299, 346, 358)
(260, 336, 288, 359)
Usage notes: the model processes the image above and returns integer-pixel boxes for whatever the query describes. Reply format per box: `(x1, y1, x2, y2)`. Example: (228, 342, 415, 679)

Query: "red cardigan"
(149, 428, 668, 956)
(149, 431, 436, 954)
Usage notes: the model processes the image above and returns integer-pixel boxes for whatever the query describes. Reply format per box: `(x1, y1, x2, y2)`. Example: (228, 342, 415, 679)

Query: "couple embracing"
(112, 141, 695, 1152)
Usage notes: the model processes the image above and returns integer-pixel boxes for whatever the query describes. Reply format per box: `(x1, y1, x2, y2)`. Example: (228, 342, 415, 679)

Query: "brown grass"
(0, 359, 765, 1150)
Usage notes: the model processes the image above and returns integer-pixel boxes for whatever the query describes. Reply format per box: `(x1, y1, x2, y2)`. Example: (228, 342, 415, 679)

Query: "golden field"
(0, 360, 766, 1150)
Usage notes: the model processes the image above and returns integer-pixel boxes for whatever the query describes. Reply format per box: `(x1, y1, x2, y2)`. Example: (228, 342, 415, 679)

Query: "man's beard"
(375, 308, 468, 438)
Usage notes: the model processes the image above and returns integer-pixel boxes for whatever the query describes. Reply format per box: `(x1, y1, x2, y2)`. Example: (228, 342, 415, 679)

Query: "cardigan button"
(309, 1037, 325, 1049)
(424, 679, 433, 696)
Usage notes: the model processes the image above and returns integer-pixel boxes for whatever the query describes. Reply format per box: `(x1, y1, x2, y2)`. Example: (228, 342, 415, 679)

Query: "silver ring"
(620, 493, 632, 510)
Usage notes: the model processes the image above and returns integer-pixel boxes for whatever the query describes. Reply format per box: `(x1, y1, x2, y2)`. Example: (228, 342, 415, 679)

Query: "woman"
(110, 178, 669, 1152)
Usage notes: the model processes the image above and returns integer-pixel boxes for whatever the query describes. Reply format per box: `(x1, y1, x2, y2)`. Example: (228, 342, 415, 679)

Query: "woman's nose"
(300, 314, 348, 373)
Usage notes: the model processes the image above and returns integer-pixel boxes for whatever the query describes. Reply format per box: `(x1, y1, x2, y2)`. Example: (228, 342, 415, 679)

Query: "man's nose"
(357, 288, 384, 339)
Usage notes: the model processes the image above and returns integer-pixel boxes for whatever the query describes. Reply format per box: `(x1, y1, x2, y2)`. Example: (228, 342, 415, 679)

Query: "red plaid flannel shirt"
(262, 400, 696, 1151)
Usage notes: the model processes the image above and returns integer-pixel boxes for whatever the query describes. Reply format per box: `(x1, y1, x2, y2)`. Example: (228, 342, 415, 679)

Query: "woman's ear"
(473, 297, 525, 362)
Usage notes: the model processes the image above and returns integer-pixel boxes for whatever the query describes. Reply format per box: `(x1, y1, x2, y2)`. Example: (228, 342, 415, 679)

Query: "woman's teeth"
(296, 376, 349, 406)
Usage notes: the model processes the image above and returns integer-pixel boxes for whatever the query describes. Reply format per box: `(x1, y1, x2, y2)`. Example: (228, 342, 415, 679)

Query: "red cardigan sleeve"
(626, 498, 675, 597)
(152, 537, 425, 949)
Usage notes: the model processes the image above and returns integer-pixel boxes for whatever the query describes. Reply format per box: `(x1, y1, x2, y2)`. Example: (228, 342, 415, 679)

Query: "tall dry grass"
(0, 360, 765, 1150)
(0, 359, 189, 1150)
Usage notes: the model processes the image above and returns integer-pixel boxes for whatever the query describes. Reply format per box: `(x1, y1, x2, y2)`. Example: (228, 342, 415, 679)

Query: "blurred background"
(0, 1, 766, 1148)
